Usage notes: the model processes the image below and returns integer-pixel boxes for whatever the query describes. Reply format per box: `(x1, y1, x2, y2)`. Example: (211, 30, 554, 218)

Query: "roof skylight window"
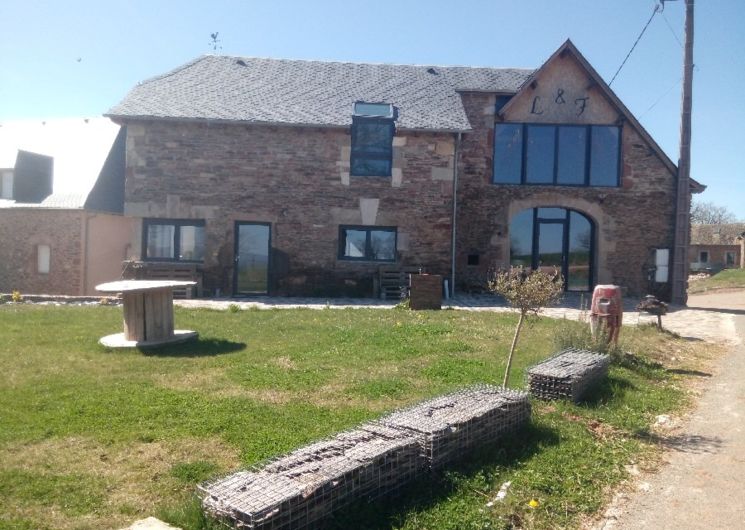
(353, 102, 394, 119)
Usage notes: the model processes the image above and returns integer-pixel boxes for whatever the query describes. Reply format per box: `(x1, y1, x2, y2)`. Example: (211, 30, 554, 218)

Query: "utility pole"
(670, 0, 694, 305)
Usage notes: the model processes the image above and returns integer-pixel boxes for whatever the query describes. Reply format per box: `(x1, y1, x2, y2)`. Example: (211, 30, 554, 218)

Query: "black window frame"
(493, 123, 621, 187)
(699, 250, 709, 263)
(338, 225, 397, 262)
(142, 218, 206, 263)
(509, 207, 596, 292)
(350, 116, 395, 177)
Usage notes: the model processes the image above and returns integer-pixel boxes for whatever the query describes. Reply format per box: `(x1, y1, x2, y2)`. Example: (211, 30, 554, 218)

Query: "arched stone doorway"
(509, 207, 595, 291)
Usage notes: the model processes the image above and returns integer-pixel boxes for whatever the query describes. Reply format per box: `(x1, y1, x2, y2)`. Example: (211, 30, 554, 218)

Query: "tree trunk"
(503, 312, 525, 387)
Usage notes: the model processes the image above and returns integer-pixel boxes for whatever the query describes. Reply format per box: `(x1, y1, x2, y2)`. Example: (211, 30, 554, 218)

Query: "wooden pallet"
(122, 261, 202, 299)
(378, 267, 421, 300)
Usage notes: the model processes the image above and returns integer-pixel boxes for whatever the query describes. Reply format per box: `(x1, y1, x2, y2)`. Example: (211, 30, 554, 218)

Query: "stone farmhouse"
(105, 39, 703, 300)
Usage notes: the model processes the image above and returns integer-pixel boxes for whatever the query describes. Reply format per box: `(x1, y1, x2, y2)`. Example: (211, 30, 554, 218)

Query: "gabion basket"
(526, 348, 611, 402)
(198, 424, 422, 529)
(375, 385, 531, 470)
(198, 385, 532, 529)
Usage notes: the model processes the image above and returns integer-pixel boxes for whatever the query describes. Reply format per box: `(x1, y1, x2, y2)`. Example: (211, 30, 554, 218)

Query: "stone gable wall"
(123, 121, 456, 296)
(456, 84, 678, 298)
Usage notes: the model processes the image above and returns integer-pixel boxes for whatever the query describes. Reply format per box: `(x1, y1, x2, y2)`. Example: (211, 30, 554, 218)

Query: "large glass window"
(143, 219, 205, 262)
(525, 125, 555, 184)
(339, 226, 396, 262)
(590, 126, 620, 186)
(557, 126, 587, 185)
(350, 113, 395, 177)
(493, 124, 523, 184)
(493, 123, 620, 187)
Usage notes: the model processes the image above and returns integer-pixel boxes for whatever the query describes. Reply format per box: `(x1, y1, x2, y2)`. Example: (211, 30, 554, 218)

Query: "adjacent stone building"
(0, 119, 133, 295)
(689, 223, 745, 272)
(107, 40, 704, 300)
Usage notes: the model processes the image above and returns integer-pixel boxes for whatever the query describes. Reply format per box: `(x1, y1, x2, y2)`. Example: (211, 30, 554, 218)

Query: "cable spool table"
(96, 280, 198, 348)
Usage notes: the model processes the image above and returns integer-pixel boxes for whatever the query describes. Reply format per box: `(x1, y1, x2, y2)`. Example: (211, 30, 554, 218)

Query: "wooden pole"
(671, 0, 695, 305)
(503, 312, 525, 387)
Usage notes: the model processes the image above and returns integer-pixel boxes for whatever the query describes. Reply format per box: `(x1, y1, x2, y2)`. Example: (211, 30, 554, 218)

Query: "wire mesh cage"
(198, 424, 422, 530)
(526, 348, 611, 402)
(374, 385, 531, 470)
(198, 385, 532, 529)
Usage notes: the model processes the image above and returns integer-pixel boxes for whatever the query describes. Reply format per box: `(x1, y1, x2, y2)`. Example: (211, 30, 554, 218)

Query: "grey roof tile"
(107, 56, 535, 131)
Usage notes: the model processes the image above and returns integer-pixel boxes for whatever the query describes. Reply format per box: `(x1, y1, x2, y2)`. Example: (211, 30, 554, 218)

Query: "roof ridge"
(206, 54, 535, 71)
(135, 55, 210, 86)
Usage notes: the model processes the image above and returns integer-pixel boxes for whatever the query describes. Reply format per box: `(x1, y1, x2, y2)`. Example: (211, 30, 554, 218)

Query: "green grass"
(0, 304, 711, 529)
(689, 268, 745, 294)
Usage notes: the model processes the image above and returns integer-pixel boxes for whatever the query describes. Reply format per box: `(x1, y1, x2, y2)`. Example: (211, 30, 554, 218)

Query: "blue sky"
(1, 0, 743, 217)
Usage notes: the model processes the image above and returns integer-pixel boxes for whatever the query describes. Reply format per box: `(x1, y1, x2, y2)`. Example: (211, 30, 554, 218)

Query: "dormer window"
(350, 101, 395, 177)
(354, 102, 394, 119)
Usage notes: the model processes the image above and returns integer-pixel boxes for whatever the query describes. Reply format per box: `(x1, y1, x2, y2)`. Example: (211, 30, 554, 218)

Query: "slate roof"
(107, 55, 534, 131)
(690, 224, 745, 245)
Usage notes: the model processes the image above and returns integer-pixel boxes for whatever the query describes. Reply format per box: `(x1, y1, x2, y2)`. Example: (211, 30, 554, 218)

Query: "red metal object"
(590, 285, 623, 343)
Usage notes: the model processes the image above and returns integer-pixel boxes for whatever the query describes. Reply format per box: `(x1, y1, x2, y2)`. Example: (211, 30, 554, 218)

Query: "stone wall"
(455, 52, 678, 298)
(122, 121, 456, 296)
(118, 52, 682, 299)
(0, 210, 132, 296)
(688, 244, 741, 271)
(0, 209, 84, 295)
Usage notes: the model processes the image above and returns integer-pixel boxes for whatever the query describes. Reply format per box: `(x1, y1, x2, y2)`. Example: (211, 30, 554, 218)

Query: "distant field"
(0, 304, 715, 530)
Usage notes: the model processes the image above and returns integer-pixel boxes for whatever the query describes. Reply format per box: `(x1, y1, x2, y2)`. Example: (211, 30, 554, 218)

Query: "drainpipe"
(450, 132, 462, 298)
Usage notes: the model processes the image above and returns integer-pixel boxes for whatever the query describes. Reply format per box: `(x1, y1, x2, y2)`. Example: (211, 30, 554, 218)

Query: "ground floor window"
(509, 207, 594, 291)
(725, 251, 736, 266)
(143, 219, 205, 262)
(339, 226, 396, 262)
(37, 244, 50, 274)
(699, 251, 709, 264)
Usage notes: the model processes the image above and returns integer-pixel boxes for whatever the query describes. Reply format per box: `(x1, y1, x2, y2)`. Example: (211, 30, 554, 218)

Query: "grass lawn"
(688, 268, 745, 294)
(0, 304, 717, 530)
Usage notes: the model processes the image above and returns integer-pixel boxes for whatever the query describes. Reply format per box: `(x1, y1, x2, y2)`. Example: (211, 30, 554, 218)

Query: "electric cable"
(609, 4, 660, 86)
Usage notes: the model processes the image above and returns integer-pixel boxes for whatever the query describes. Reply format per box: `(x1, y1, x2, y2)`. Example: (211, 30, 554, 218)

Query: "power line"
(638, 77, 682, 120)
(661, 10, 684, 48)
(609, 4, 660, 86)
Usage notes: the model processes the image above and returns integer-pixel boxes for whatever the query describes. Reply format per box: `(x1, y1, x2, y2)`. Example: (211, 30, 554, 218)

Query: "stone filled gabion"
(198, 424, 422, 529)
(198, 385, 531, 529)
(527, 348, 611, 402)
(375, 385, 531, 470)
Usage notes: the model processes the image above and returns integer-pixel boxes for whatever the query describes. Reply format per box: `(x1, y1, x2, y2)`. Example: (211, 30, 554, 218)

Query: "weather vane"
(209, 32, 222, 51)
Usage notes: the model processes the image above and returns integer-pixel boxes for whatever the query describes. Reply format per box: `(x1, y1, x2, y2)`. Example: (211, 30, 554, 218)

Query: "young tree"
(488, 267, 564, 386)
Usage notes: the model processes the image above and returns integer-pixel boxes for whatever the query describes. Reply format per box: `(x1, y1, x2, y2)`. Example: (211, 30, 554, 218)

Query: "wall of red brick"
(688, 244, 741, 270)
(0, 210, 132, 296)
(0, 209, 84, 295)
(122, 121, 456, 296)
